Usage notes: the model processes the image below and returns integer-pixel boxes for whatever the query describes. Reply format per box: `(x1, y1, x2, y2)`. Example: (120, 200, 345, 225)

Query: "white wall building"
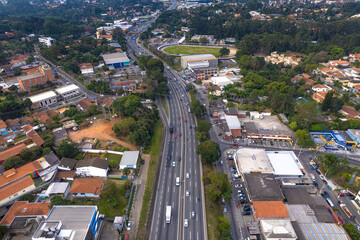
(38, 37, 56, 47)
(75, 157, 109, 177)
(211, 76, 233, 88)
(312, 84, 332, 92)
(119, 151, 139, 170)
(55, 84, 80, 100)
(28, 90, 57, 108)
(266, 151, 304, 178)
(225, 115, 241, 130)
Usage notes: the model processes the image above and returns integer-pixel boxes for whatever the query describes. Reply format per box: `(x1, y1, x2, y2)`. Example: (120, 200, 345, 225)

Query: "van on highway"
(176, 177, 180, 186)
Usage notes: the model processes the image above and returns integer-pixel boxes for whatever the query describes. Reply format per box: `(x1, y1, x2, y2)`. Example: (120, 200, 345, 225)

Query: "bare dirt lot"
(68, 119, 138, 150)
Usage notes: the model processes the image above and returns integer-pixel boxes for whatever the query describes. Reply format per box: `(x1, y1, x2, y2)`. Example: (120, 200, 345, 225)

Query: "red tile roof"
(253, 201, 288, 218)
(22, 124, 33, 133)
(0, 176, 35, 203)
(4, 119, 19, 127)
(0, 143, 27, 162)
(340, 106, 360, 118)
(31, 112, 50, 123)
(0, 120, 7, 129)
(0, 160, 42, 187)
(27, 130, 45, 146)
(0, 201, 50, 225)
(69, 178, 104, 195)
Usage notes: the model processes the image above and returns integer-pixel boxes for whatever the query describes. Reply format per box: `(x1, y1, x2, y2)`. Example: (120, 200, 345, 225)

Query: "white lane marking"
(195, 182, 197, 188)
(167, 186, 170, 193)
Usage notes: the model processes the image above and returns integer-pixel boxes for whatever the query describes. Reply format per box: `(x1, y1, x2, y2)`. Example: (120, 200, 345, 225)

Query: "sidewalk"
(128, 153, 150, 240)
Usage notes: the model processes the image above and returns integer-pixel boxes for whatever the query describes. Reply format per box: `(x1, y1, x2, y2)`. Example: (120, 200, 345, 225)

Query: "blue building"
(32, 205, 103, 240)
(102, 52, 130, 68)
(346, 129, 360, 147)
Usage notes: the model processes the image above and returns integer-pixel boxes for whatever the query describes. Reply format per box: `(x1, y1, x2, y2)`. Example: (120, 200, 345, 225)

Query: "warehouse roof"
(55, 84, 79, 95)
(119, 151, 139, 169)
(28, 91, 57, 103)
(181, 54, 217, 62)
(235, 148, 273, 174)
(225, 115, 240, 130)
(244, 173, 284, 201)
(102, 52, 129, 65)
(298, 223, 350, 240)
(266, 151, 303, 177)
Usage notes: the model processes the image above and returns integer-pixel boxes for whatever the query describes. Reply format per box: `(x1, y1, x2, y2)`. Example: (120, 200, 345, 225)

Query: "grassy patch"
(97, 180, 129, 217)
(164, 46, 221, 57)
(107, 153, 122, 169)
(161, 97, 168, 117)
(137, 120, 164, 239)
(203, 163, 222, 240)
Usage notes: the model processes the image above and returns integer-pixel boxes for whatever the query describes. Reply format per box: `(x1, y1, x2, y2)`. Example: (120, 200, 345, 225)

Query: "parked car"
(221, 198, 226, 204)
(243, 205, 251, 211)
(242, 211, 251, 215)
(223, 207, 227, 213)
(127, 221, 132, 230)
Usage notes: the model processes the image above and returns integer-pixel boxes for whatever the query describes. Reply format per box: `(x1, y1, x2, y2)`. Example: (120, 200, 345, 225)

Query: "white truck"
(166, 206, 171, 223)
(310, 173, 316, 182)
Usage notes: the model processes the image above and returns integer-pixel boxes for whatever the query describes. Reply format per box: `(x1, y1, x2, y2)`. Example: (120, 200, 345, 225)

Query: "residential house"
(313, 91, 335, 103)
(69, 178, 105, 197)
(291, 73, 314, 86)
(55, 170, 75, 181)
(43, 151, 60, 166)
(0, 201, 50, 226)
(349, 53, 360, 62)
(312, 84, 332, 92)
(38, 37, 56, 47)
(58, 157, 77, 171)
(22, 125, 45, 146)
(5, 119, 21, 130)
(78, 98, 95, 111)
(339, 106, 360, 119)
(328, 60, 350, 67)
(0, 120, 7, 134)
(0, 176, 36, 206)
(75, 157, 109, 177)
(52, 127, 68, 146)
(79, 63, 94, 76)
(44, 182, 70, 197)
(206, 85, 222, 96)
(0, 143, 27, 163)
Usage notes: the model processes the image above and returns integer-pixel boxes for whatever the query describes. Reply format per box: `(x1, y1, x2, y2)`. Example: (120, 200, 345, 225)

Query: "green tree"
(219, 47, 230, 56)
(289, 122, 298, 131)
(330, 47, 345, 59)
(199, 37, 208, 44)
(320, 154, 348, 176)
(57, 141, 79, 158)
(127, 126, 150, 146)
(321, 91, 333, 111)
(14, 67, 21, 76)
(295, 130, 314, 147)
(196, 140, 221, 163)
(113, 117, 136, 136)
(109, 160, 117, 168)
(122, 167, 129, 176)
(343, 223, 360, 240)
(3, 156, 25, 170)
(329, 97, 344, 112)
(23, 98, 32, 110)
(50, 195, 71, 208)
(218, 216, 231, 240)
(0, 225, 8, 239)
(249, 89, 259, 104)
(26, 56, 35, 64)
(197, 120, 211, 132)
(295, 101, 318, 129)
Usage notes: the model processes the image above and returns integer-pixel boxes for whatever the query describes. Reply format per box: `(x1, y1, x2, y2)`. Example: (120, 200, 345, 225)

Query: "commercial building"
(244, 174, 285, 201)
(298, 223, 350, 240)
(17, 65, 55, 91)
(102, 52, 130, 68)
(266, 151, 304, 178)
(32, 205, 102, 240)
(55, 84, 80, 100)
(260, 219, 297, 240)
(38, 37, 56, 47)
(347, 129, 360, 147)
(28, 91, 58, 108)
(235, 148, 274, 174)
(211, 76, 233, 88)
(181, 54, 218, 69)
(119, 151, 139, 170)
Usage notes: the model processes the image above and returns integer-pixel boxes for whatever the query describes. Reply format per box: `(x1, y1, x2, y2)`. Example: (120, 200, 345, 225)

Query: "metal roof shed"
(119, 151, 139, 170)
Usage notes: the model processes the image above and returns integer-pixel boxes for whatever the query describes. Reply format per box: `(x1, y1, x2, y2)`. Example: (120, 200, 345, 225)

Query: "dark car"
(178, 156, 181, 161)
(242, 211, 251, 215)
(167, 156, 172, 161)
(243, 205, 251, 211)
(322, 191, 329, 198)
(270, 141, 274, 146)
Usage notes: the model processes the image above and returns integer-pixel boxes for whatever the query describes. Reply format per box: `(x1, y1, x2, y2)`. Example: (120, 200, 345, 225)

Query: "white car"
(319, 175, 325, 181)
(172, 161, 176, 167)
(186, 173, 190, 178)
(126, 221, 131, 230)
(186, 190, 190, 197)
(184, 219, 189, 228)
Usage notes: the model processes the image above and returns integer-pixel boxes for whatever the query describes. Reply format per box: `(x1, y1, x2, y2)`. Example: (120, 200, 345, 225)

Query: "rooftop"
(0, 160, 42, 187)
(0, 143, 27, 162)
(298, 223, 350, 240)
(28, 91, 57, 104)
(0, 201, 50, 226)
(58, 157, 77, 170)
(55, 170, 75, 180)
(266, 151, 303, 177)
(0, 176, 34, 203)
(182, 54, 217, 62)
(120, 151, 139, 167)
(33, 205, 98, 240)
(45, 182, 70, 195)
(69, 178, 104, 195)
(235, 148, 273, 174)
(18, 72, 44, 81)
(102, 52, 129, 64)
(225, 115, 241, 130)
(75, 157, 109, 170)
(260, 219, 297, 239)
(253, 201, 289, 218)
(27, 130, 45, 146)
(0, 120, 6, 129)
(244, 173, 284, 201)
(55, 84, 80, 95)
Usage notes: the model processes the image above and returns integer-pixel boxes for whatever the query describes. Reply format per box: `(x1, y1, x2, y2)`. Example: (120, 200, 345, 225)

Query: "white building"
(44, 182, 70, 197)
(211, 76, 233, 88)
(119, 151, 139, 170)
(28, 90, 57, 108)
(235, 148, 274, 174)
(38, 37, 56, 47)
(260, 219, 297, 240)
(75, 157, 109, 177)
(225, 115, 241, 130)
(312, 84, 332, 92)
(79, 63, 94, 75)
(266, 151, 304, 178)
(55, 84, 80, 100)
